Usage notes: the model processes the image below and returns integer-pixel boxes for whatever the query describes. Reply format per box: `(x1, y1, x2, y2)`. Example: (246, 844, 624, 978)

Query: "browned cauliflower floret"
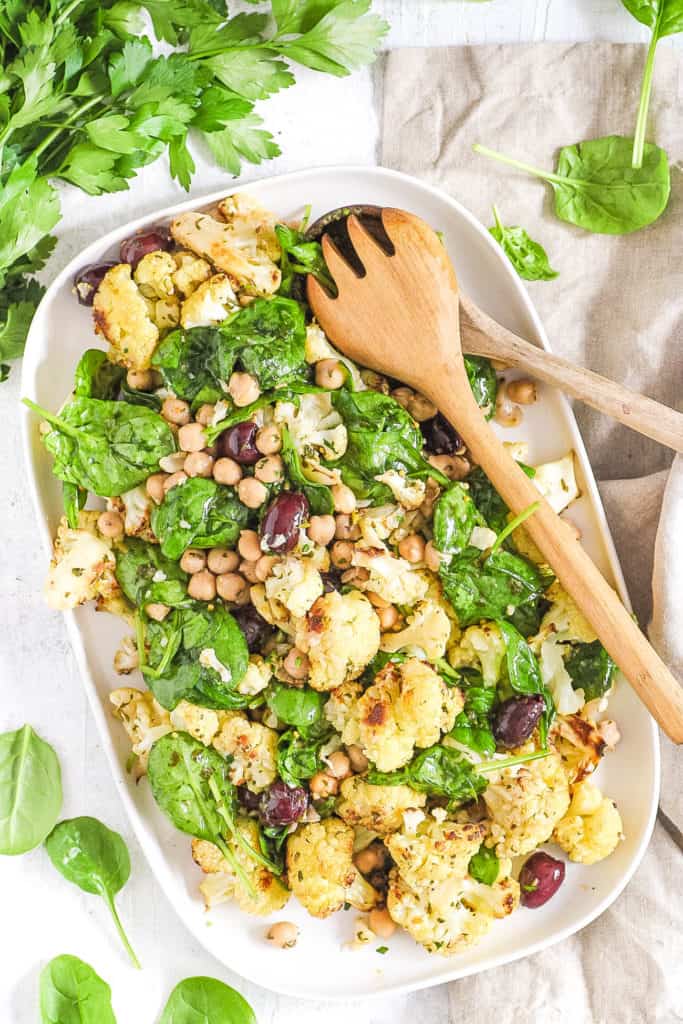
(552, 713, 610, 784)
(133, 251, 176, 299)
(110, 687, 172, 772)
(386, 868, 492, 956)
(286, 818, 378, 918)
(212, 713, 278, 792)
(294, 591, 380, 692)
(483, 748, 570, 858)
(45, 512, 119, 611)
(380, 598, 452, 660)
(337, 775, 427, 834)
(385, 820, 486, 890)
(172, 250, 212, 296)
(341, 658, 463, 772)
(553, 780, 623, 864)
(192, 818, 289, 915)
(324, 681, 363, 734)
(109, 486, 155, 542)
(169, 701, 222, 747)
(93, 263, 159, 370)
(179, 273, 237, 329)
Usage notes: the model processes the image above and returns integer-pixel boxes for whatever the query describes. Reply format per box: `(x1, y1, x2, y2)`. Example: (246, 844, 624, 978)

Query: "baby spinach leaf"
(73, 349, 125, 400)
(116, 538, 190, 609)
(120, 378, 162, 411)
(466, 464, 536, 536)
(0, 724, 62, 855)
(159, 976, 256, 1024)
(433, 482, 485, 557)
(151, 477, 249, 559)
(468, 843, 500, 885)
(266, 682, 327, 737)
(277, 728, 331, 787)
(449, 681, 497, 756)
(25, 397, 176, 498)
(440, 546, 547, 628)
(464, 355, 498, 418)
(497, 619, 555, 743)
(275, 222, 334, 297)
(565, 640, 617, 701)
(280, 425, 334, 514)
(45, 816, 140, 969)
(204, 383, 324, 445)
(40, 954, 116, 1024)
(489, 206, 558, 281)
(63, 482, 87, 530)
(474, 136, 670, 234)
(152, 326, 224, 403)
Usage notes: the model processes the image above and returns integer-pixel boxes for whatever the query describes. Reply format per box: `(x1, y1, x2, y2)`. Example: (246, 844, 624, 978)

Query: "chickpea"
(238, 530, 262, 562)
(506, 378, 537, 405)
(341, 567, 369, 586)
(367, 590, 390, 609)
(180, 549, 206, 575)
(347, 744, 369, 774)
(284, 647, 310, 680)
(216, 572, 248, 602)
(255, 424, 282, 455)
(334, 514, 360, 541)
(195, 403, 216, 426)
(187, 570, 216, 602)
(146, 602, 170, 622)
(159, 452, 187, 474)
(331, 483, 356, 514)
(163, 470, 188, 492)
(161, 397, 191, 426)
(429, 453, 470, 480)
(327, 750, 351, 779)
(307, 514, 336, 547)
(213, 457, 242, 486)
(377, 605, 399, 631)
(254, 454, 283, 484)
(207, 548, 239, 575)
(330, 540, 354, 569)
(267, 922, 299, 949)
(97, 510, 124, 539)
(369, 907, 396, 939)
(391, 386, 414, 409)
(494, 383, 523, 428)
(237, 477, 268, 509)
(255, 555, 277, 582)
(228, 371, 260, 407)
(354, 845, 383, 875)
(309, 772, 338, 798)
(240, 560, 259, 584)
(178, 422, 207, 453)
(315, 358, 345, 389)
(407, 393, 437, 421)
(184, 450, 214, 478)
(146, 473, 168, 505)
(424, 540, 443, 573)
(398, 533, 425, 563)
(126, 369, 156, 391)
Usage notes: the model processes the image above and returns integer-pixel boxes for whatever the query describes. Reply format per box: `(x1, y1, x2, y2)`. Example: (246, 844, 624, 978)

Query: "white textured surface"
(1, 3, 679, 1022)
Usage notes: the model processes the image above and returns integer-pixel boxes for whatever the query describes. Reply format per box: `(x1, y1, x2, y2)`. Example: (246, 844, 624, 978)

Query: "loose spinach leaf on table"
(151, 477, 249, 559)
(159, 975, 256, 1024)
(0, 724, 62, 855)
(565, 639, 617, 702)
(40, 954, 116, 1024)
(489, 206, 558, 281)
(464, 355, 498, 419)
(276, 222, 335, 296)
(25, 397, 176, 497)
(474, 136, 670, 234)
(468, 843, 500, 885)
(280, 426, 334, 514)
(266, 682, 327, 737)
(73, 349, 125, 400)
(116, 538, 190, 610)
(45, 816, 140, 968)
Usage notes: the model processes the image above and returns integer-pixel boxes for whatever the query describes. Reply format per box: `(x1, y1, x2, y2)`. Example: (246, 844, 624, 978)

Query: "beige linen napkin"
(382, 43, 682, 1023)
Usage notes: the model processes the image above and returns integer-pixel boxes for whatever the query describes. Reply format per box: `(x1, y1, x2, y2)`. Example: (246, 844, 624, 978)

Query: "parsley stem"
(631, 19, 661, 170)
(32, 95, 101, 163)
(55, 0, 85, 25)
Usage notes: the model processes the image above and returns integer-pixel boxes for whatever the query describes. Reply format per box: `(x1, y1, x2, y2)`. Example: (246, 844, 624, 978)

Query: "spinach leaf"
(450, 681, 497, 756)
(440, 546, 547, 628)
(73, 349, 125, 400)
(565, 640, 617, 702)
(0, 724, 62, 855)
(468, 843, 500, 885)
(280, 426, 334, 514)
(497, 619, 555, 742)
(266, 683, 327, 737)
(148, 731, 278, 888)
(277, 728, 331, 787)
(40, 955, 116, 1024)
(361, 650, 408, 684)
(152, 326, 224, 403)
(474, 136, 670, 234)
(489, 206, 558, 281)
(622, 0, 683, 167)
(120, 378, 162, 411)
(204, 384, 324, 445)
(275, 222, 334, 297)
(159, 976, 256, 1024)
(25, 397, 176, 498)
(45, 816, 140, 969)
(63, 482, 86, 530)
(116, 538, 190, 609)
(464, 355, 498, 418)
(151, 477, 249, 559)
(433, 482, 485, 557)
(466, 464, 536, 535)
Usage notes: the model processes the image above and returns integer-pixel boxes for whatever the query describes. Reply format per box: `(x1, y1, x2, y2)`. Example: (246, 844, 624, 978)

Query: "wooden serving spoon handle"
(460, 294, 683, 452)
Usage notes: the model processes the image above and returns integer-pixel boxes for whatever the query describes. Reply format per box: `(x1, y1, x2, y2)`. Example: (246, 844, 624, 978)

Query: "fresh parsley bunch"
(0, 0, 388, 378)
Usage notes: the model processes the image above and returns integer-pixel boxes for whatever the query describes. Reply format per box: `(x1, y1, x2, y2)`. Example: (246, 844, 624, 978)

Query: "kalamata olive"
(420, 413, 463, 456)
(232, 605, 272, 653)
(216, 421, 260, 465)
(519, 851, 566, 908)
(119, 227, 172, 269)
(492, 694, 546, 748)
(73, 262, 117, 306)
(260, 492, 309, 554)
(320, 569, 343, 593)
(259, 780, 308, 828)
(237, 786, 261, 813)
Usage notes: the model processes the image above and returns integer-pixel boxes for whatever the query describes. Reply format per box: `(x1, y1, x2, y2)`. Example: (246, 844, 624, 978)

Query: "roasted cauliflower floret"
(169, 701, 222, 746)
(237, 655, 272, 697)
(172, 250, 212, 297)
(179, 273, 237, 329)
(385, 820, 486, 890)
(337, 776, 427, 834)
(531, 582, 597, 647)
(192, 818, 289, 915)
(212, 713, 278, 792)
(483, 748, 571, 858)
(113, 634, 139, 675)
(324, 681, 362, 734)
(93, 263, 159, 370)
(251, 582, 296, 637)
(380, 598, 452, 660)
(294, 591, 380, 692)
(448, 622, 506, 686)
(552, 713, 610, 784)
(110, 687, 172, 771)
(341, 659, 463, 772)
(375, 470, 426, 510)
(553, 780, 623, 864)
(274, 392, 348, 462)
(351, 545, 428, 606)
(109, 486, 154, 541)
(305, 322, 365, 390)
(133, 251, 176, 299)
(387, 869, 492, 956)
(286, 818, 378, 918)
(45, 512, 118, 611)
(265, 555, 323, 618)
(532, 452, 579, 514)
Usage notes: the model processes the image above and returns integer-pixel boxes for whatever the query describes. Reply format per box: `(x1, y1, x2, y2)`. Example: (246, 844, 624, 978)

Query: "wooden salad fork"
(307, 209, 683, 743)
